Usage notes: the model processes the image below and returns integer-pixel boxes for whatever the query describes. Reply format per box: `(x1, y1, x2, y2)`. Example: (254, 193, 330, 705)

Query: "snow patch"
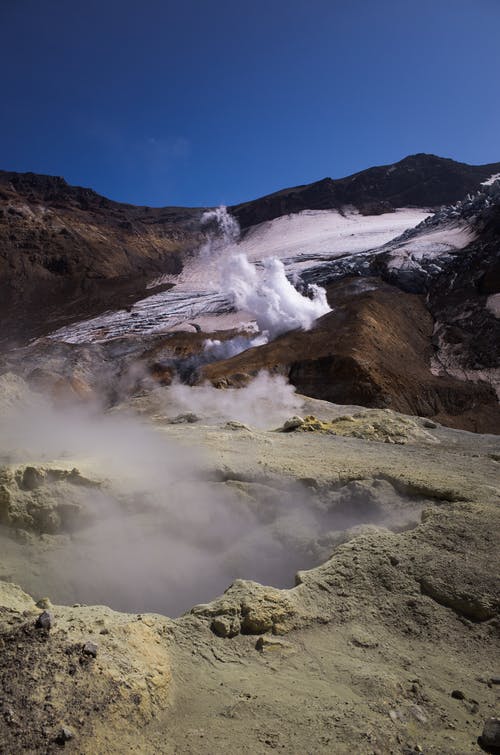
(481, 173, 500, 187)
(49, 207, 429, 343)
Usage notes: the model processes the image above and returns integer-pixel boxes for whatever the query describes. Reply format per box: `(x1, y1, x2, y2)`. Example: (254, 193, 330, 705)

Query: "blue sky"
(1, 0, 499, 207)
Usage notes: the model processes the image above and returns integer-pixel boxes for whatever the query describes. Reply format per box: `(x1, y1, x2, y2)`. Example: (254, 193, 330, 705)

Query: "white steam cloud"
(0, 375, 425, 618)
(221, 253, 330, 339)
(167, 371, 303, 429)
(201, 207, 331, 342)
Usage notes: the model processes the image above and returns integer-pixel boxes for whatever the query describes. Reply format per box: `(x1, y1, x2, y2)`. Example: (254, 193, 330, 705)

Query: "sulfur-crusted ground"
(0, 388, 499, 754)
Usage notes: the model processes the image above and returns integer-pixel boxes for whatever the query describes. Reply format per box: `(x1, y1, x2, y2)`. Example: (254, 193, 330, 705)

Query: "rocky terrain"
(0, 377, 499, 754)
(0, 171, 203, 345)
(1, 155, 499, 753)
(2, 154, 499, 348)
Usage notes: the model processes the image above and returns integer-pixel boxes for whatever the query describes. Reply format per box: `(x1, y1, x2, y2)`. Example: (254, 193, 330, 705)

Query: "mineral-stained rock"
(0, 463, 100, 535)
(276, 410, 438, 445)
(35, 597, 52, 609)
(192, 580, 300, 637)
(280, 416, 305, 432)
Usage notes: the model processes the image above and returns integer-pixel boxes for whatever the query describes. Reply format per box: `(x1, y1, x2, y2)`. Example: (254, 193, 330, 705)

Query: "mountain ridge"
(2, 152, 499, 217)
(1, 153, 499, 350)
(231, 153, 500, 227)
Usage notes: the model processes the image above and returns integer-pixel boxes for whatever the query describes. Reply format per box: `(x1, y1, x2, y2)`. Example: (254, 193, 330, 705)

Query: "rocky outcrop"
(0, 582, 172, 753)
(275, 410, 439, 445)
(0, 464, 99, 535)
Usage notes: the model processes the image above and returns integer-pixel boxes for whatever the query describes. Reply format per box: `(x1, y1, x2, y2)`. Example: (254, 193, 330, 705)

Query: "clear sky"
(1, 0, 499, 207)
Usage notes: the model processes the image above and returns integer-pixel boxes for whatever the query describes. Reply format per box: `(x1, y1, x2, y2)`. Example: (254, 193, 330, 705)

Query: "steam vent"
(1, 3, 500, 752)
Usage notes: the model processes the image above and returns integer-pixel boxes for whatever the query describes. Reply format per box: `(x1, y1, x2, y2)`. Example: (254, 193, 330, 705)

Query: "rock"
(489, 676, 500, 685)
(423, 419, 437, 429)
(225, 420, 251, 431)
(451, 689, 465, 700)
(255, 636, 293, 652)
(194, 581, 299, 637)
(168, 412, 199, 424)
(21, 466, 45, 490)
(211, 616, 240, 638)
(35, 597, 52, 609)
(56, 727, 74, 744)
(3, 705, 16, 724)
(389, 705, 428, 725)
(280, 416, 305, 432)
(35, 610, 54, 630)
(82, 641, 98, 658)
(480, 718, 500, 749)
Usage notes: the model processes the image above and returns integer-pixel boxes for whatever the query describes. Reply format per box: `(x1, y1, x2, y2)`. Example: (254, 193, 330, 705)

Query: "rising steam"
(201, 206, 331, 341)
(0, 374, 426, 618)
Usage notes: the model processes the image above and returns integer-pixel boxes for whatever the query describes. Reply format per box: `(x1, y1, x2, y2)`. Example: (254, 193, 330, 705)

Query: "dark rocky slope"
(231, 153, 500, 228)
(0, 171, 204, 345)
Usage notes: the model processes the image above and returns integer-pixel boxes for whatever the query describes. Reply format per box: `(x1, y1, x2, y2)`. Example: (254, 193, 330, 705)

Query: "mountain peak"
(231, 154, 500, 228)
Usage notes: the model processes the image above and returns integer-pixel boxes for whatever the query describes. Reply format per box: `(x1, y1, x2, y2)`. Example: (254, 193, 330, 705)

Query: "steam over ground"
(167, 371, 303, 428)
(0, 374, 427, 617)
(0, 211, 425, 617)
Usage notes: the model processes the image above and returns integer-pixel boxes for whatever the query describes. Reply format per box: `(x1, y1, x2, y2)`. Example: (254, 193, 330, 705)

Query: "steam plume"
(201, 207, 331, 341)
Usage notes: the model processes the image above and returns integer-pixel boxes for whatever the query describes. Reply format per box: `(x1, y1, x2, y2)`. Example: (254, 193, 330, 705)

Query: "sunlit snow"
(50, 207, 431, 343)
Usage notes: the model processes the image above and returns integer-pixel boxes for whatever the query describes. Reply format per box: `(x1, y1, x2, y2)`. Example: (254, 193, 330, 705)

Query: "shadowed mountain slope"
(231, 153, 500, 228)
(0, 171, 204, 344)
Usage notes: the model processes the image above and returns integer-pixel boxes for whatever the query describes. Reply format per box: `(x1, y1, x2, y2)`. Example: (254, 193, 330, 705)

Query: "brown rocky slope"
(201, 278, 500, 434)
(0, 171, 204, 344)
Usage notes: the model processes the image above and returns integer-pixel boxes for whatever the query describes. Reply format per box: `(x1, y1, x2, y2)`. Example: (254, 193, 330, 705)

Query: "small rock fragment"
(36, 597, 52, 609)
(82, 641, 98, 658)
(451, 689, 465, 700)
(481, 718, 500, 749)
(423, 419, 437, 429)
(489, 675, 500, 685)
(35, 610, 54, 630)
(56, 727, 74, 744)
(255, 636, 293, 652)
